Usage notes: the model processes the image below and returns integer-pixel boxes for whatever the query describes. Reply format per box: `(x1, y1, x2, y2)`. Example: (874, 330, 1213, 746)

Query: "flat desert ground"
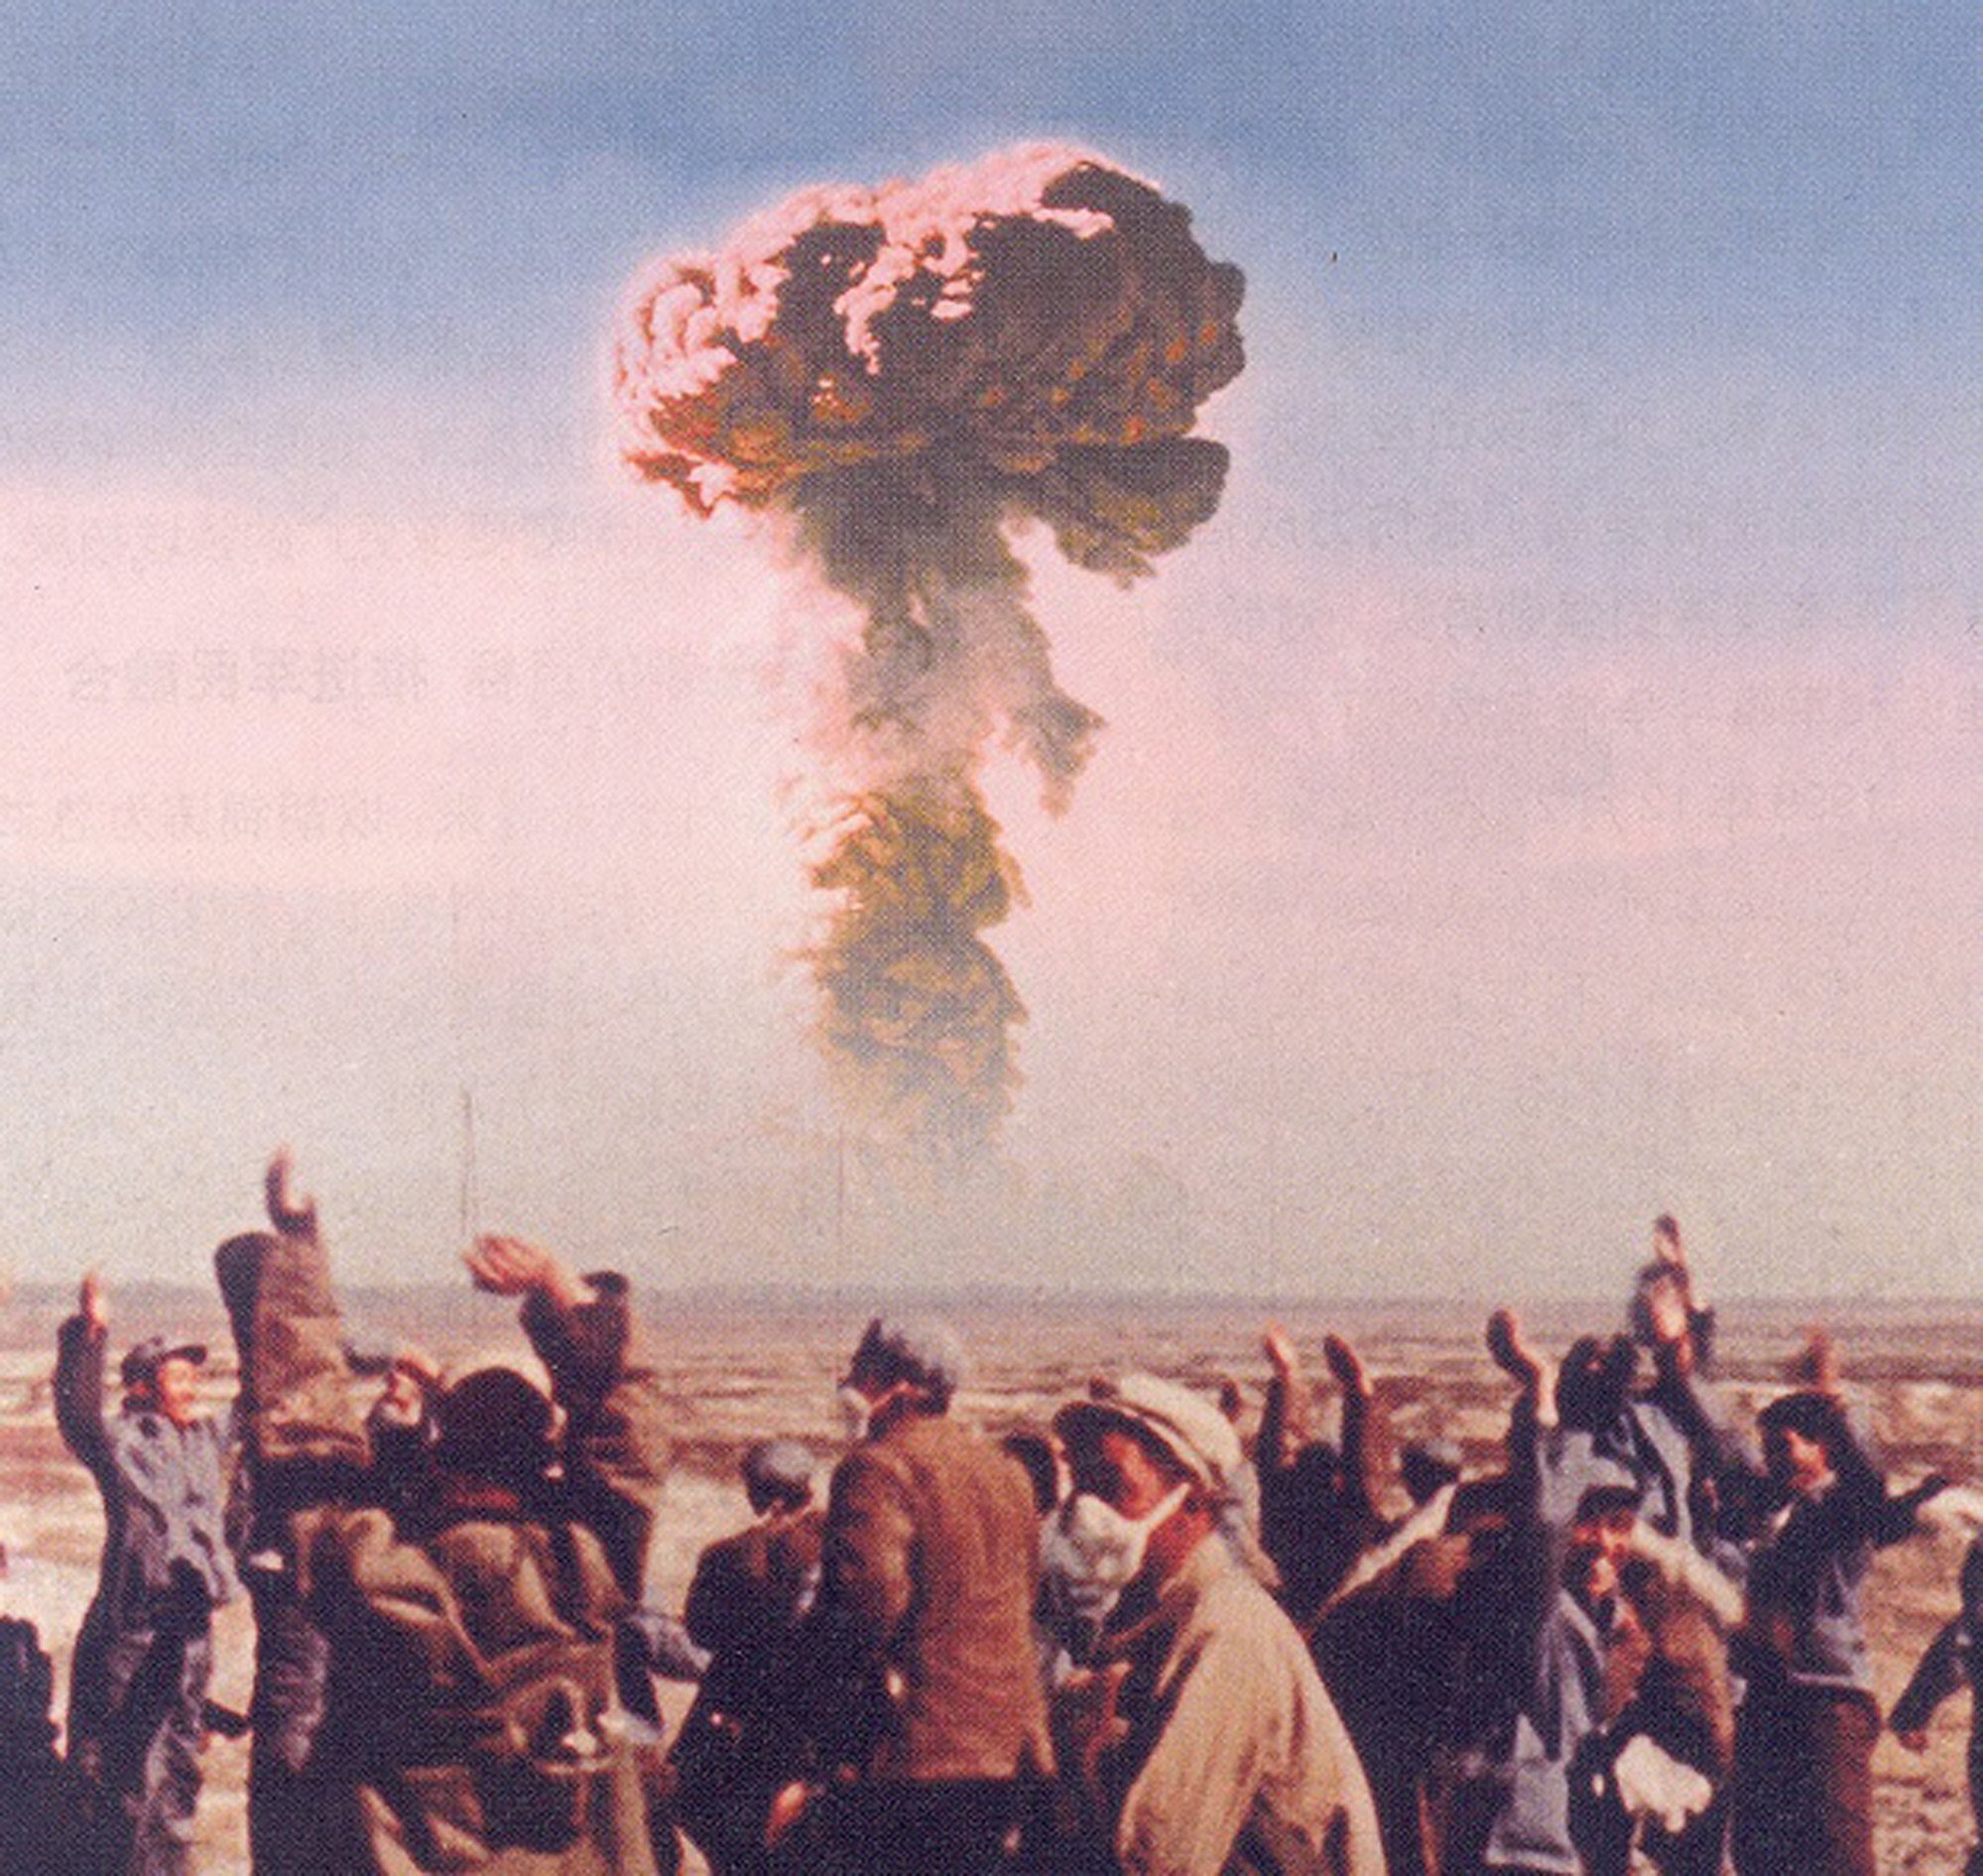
(4, 1288, 1980, 1873)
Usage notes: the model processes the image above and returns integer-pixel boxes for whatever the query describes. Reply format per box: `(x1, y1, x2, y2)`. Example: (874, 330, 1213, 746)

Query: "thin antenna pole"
(459, 1085, 479, 1244)
(835, 1125, 847, 1275)
(449, 883, 479, 1245)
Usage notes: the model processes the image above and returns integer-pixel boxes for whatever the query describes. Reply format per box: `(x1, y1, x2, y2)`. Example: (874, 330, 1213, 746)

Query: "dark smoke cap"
(121, 1336, 207, 1389)
(846, 1315, 967, 1408)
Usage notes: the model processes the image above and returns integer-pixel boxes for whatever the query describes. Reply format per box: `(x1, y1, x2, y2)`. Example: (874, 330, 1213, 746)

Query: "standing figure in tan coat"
(1053, 1373, 1387, 1876)
(770, 1315, 1049, 1876)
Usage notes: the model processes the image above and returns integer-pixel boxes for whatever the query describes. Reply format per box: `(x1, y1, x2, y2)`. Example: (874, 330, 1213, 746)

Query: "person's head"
(1289, 1438, 1347, 1504)
(1567, 1479, 1639, 1601)
(839, 1315, 966, 1437)
(121, 1337, 208, 1429)
(1759, 1389, 1855, 1498)
(1054, 1374, 1239, 1584)
(741, 1438, 815, 1517)
(433, 1359, 556, 1488)
(1401, 1438, 1464, 1506)
(1555, 1334, 1639, 1432)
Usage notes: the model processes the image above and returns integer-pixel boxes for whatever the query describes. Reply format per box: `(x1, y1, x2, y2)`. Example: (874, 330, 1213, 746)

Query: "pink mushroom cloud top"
(612, 146, 1244, 1164)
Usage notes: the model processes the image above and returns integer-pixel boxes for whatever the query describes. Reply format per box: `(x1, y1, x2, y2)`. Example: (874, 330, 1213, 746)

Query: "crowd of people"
(5, 1173, 1982, 1875)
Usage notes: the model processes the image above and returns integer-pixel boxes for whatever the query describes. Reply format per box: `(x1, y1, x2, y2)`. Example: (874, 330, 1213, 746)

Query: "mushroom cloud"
(614, 144, 1244, 1160)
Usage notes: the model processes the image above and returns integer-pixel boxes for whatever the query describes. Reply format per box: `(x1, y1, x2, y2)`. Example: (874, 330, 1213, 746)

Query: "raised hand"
(1486, 1309, 1543, 1391)
(1789, 1326, 1841, 1398)
(464, 1235, 588, 1310)
(1261, 1321, 1299, 1376)
(79, 1271, 109, 1334)
(264, 1149, 318, 1239)
(1322, 1331, 1370, 1398)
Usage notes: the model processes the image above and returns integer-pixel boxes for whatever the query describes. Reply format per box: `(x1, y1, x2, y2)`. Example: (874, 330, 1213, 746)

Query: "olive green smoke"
(615, 146, 1243, 1158)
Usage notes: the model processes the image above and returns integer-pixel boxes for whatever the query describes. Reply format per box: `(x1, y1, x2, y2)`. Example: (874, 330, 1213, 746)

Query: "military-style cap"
(120, 1336, 206, 1389)
(845, 1315, 967, 1405)
(1055, 1372, 1242, 1496)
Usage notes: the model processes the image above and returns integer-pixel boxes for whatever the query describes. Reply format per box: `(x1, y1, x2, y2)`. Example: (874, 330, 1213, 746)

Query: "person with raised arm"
(220, 1152, 670, 1874)
(1257, 1324, 1387, 1629)
(55, 1262, 240, 1875)
(1435, 1311, 1735, 1876)
(1728, 1382, 1939, 1876)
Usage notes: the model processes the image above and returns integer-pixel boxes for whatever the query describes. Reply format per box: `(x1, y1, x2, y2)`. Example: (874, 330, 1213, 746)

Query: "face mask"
(1056, 1482, 1191, 1590)
(838, 1384, 875, 1443)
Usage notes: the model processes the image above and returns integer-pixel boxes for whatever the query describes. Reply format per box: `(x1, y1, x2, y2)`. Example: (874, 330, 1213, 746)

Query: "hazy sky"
(3, 2, 1976, 1298)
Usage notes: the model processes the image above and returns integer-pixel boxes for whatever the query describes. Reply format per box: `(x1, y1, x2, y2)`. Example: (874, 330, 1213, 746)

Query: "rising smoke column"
(614, 146, 1244, 1158)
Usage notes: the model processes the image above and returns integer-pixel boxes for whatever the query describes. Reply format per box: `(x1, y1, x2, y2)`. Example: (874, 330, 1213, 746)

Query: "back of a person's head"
(434, 1366, 555, 1486)
(741, 1438, 815, 1514)
(1556, 1333, 1639, 1431)
(847, 1314, 966, 1414)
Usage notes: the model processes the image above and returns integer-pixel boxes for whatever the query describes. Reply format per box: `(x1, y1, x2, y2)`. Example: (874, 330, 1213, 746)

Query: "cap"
(120, 1336, 207, 1390)
(1055, 1372, 1242, 1496)
(1572, 1454, 1644, 1521)
(742, 1438, 816, 1503)
(845, 1315, 967, 1407)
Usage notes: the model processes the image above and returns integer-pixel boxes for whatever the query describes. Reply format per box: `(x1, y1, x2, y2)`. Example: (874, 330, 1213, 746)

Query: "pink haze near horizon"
(0, 331, 1975, 1302)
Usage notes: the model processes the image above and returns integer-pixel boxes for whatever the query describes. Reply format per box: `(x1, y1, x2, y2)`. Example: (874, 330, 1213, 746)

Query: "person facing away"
(55, 1269, 241, 1876)
(220, 1165, 671, 1875)
(1891, 1531, 1983, 1876)
(767, 1314, 1050, 1876)
(670, 1438, 823, 1875)
(1052, 1371, 1386, 1876)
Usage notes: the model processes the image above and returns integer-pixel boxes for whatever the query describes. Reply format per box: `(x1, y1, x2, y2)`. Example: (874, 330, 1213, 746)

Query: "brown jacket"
(686, 1506, 824, 1689)
(230, 1226, 670, 1875)
(820, 1409, 1049, 1783)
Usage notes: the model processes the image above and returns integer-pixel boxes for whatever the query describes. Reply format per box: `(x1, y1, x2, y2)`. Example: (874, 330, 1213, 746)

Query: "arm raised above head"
(265, 1149, 318, 1240)
(498, 1248, 667, 1598)
(464, 1233, 592, 1311)
(225, 1173, 367, 1475)
(55, 1274, 112, 1477)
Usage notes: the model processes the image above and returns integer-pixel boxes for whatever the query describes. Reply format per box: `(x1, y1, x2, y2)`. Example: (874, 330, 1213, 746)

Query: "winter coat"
(812, 1409, 1050, 1784)
(234, 1226, 669, 1875)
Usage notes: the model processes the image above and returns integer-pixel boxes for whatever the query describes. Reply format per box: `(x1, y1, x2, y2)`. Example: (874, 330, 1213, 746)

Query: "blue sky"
(10, 2, 1974, 471)
(3, 2, 1977, 1297)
